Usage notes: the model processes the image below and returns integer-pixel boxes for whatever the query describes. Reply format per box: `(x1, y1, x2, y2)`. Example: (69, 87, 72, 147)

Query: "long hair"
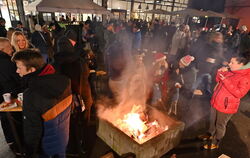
(11, 31, 29, 52)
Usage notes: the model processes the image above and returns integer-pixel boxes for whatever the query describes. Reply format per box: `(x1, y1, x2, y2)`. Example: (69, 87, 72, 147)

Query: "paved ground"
(0, 122, 15, 158)
(1, 93, 249, 158)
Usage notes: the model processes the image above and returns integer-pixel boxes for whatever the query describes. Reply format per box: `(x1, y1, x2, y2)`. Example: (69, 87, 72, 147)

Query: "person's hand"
(175, 82, 182, 88)
(219, 73, 226, 80)
(206, 57, 216, 63)
(218, 66, 228, 72)
(222, 61, 229, 66)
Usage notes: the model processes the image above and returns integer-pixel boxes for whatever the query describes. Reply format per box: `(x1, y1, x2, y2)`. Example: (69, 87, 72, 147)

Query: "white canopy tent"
(171, 8, 208, 17)
(25, 0, 42, 13)
(143, 9, 172, 15)
(36, 0, 111, 15)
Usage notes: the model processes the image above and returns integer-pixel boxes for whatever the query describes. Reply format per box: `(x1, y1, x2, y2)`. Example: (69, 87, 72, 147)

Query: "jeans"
(151, 84, 162, 105)
(192, 73, 212, 96)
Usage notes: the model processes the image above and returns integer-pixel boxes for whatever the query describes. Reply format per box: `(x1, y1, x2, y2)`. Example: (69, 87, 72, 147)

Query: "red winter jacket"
(211, 67, 250, 114)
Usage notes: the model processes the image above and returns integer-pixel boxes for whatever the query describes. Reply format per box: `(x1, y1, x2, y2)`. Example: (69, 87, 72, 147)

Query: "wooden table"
(0, 106, 22, 112)
(0, 100, 22, 112)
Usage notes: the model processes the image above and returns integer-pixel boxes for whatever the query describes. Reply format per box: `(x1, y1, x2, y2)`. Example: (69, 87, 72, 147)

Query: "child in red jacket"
(199, 53, 250, 149)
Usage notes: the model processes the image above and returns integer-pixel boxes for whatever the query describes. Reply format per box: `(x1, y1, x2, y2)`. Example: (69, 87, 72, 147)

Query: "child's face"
(228, 57, 244, 71)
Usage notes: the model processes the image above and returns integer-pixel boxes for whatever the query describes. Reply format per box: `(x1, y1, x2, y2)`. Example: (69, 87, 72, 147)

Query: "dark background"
(189, 0, 226, 12)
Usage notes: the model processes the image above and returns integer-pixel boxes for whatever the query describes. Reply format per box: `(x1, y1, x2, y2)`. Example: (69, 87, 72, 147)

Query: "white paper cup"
(17, 93, 23, 102)
(3, 93, 11, 103)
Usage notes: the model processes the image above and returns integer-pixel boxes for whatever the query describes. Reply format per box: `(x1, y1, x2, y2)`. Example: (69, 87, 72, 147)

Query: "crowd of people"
(0, 15, 250, 158)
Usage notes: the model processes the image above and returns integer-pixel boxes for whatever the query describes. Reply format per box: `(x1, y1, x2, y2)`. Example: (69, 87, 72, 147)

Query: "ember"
(113, 105, 168, 144)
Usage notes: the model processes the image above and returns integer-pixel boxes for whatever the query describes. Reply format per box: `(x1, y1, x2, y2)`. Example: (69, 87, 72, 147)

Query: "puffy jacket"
(22, 64, 72, 157)
(42, 96, 72, 156)
(211, 65, 250, 114)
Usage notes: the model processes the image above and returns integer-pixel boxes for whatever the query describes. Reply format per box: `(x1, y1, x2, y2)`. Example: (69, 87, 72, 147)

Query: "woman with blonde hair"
(11, 31, 30, 52)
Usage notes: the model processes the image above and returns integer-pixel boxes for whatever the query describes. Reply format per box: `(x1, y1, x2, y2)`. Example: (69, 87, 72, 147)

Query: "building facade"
(0, 0, 189, 29)
(225, 0, 250, 28)
(0, 0, 26, 28)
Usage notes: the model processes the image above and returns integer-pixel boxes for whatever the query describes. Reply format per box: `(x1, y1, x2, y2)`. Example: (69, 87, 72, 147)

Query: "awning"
(36, 0, 111, 15)
(171, 8, 208, 17)
(143, 9, 172, 15)
(206, 10, 226, 18)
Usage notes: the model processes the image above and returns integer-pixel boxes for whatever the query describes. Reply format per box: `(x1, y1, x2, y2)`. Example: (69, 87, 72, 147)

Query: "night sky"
(189, 0, 226, 12)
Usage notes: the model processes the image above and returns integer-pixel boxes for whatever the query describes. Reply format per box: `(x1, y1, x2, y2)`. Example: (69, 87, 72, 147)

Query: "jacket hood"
(239, 62, 250, 70)
(22, 64, 68, 98)
(232, 63, 250, 75)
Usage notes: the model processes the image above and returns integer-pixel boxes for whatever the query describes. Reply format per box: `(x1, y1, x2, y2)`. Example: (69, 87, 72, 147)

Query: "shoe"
(193, 89, 203, 95)
(198, 133, 213, 141)
(203, 143, 219, 150)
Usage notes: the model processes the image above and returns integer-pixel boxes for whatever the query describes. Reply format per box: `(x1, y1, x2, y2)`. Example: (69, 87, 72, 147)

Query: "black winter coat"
(22, 65, 71, 157)
(169, 65, 195, 97)
(193, 41, 224, 75)
(0, 51, 21, 102)
(53, 39, 93, 109)
(0, 25, 7, 37)
(31, 31, 48, 55)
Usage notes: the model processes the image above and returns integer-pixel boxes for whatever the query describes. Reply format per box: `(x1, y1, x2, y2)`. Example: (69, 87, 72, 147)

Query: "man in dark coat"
(31, 24, 49, 62)
(192, 32, 225, 96)
(0, 18, 7, 37)
(54, 30, 93, 117)
(12, 49, 72, 158)
(0, 38, 22, 153)
(53, 30, 93, 157)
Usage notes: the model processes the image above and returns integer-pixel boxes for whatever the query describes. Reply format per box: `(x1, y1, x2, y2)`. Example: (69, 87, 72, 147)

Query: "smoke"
(97, 48, 154, 123)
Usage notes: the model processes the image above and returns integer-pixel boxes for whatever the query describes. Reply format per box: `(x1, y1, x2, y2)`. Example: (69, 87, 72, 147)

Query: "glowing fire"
(114, 105, 168, 144)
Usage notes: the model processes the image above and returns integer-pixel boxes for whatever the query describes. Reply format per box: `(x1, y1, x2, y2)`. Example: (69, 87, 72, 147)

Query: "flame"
(114, 105, 168, 144)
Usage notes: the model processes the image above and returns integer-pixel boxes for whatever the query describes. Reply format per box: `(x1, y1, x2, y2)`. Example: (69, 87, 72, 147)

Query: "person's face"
(15, 60, 35, 77)
(17, 24, 22, 28)
(0, 20, 5, 26)
(51, 25, 56, 30)
(228, 57, 244, 71)
(16, 35, 26, 49)
(213, 36, 223, 44)
(2, 42, 13, 56)
(84, 24, 90, 29)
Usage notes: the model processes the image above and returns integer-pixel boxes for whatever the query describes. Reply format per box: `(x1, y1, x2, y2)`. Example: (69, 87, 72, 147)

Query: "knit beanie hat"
(153, 53, 166, 63)
(180, 55, 195, 66)
(65, 29, 77, 42)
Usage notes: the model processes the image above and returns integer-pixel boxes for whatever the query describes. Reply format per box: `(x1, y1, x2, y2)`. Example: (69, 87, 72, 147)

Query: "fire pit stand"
(97, 114, 185, 158)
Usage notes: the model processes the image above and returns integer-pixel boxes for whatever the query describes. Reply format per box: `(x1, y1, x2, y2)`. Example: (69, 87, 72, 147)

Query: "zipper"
(224, 97, 228, 109)
(212, 82, 223, 104)
(212, 72, 235, 104)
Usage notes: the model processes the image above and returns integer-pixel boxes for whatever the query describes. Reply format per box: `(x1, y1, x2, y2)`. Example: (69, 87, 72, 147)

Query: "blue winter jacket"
(42, 95, 72, 156)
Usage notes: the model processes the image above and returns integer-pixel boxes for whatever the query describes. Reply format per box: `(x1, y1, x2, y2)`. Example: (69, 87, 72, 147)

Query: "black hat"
(65, 29, 77, 42)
